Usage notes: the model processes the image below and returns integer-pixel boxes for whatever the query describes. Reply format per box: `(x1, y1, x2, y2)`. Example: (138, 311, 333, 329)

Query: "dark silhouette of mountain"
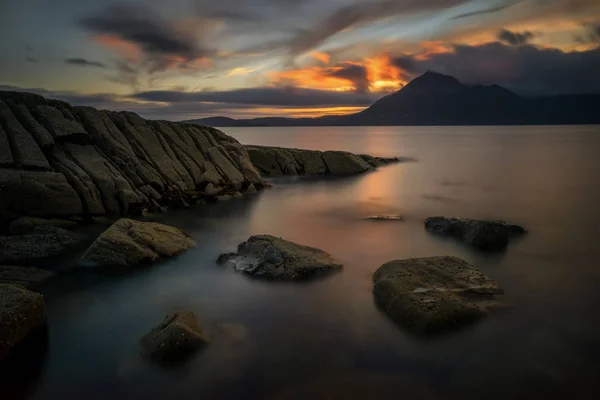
(183, 116, 258, 127)
(184, 72, 600, 127)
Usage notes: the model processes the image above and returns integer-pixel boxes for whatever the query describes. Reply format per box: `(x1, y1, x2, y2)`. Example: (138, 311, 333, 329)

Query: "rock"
(0, 170, 84, 225)
(218, 235, 343, 280)
(0, 266, 54, 289)
(0, 227, 82, 265)
(0, 100, 51, 169)
(140, 311, 208, 364)
(199, 161, 224, 186)
(322, 151, 371, 175)
(0, 284, 47, 360)
(34, 104, 89, 141)
(425, 217, 526, 250)
(362, 215, 404, 221)
(245, 145, 401, 178)
(203, 183, 222, 196)
(372, 256, 505, 334)
(9, 216, 79, 235)
(206, 147, 244, 190)
(81, 219, 196, 267)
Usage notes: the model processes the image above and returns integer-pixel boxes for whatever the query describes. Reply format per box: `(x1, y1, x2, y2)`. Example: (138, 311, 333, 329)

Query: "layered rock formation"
(245, 145, 402, 177)
(0, 91, 265, 231)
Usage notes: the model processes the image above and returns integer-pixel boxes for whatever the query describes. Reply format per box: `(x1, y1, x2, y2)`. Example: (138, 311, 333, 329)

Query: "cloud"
(498, 29, 534, 45)
(132, 87, 377, 107)
(326, 64, 369, 92)
(451, 1, 522, 19)
(65, 58, 106, 68)
(25, 57, 37, 63)
(391, 41, 600, 95)
(285, 0, 469, 56)
(81, 3, 214, 74)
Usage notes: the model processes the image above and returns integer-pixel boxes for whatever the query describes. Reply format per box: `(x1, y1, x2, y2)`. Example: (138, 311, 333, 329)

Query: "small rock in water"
(217, 235, 343, 281)
(425, 216, 526, 250)
(140, 311, 208, 364)
(372, 256, 505, 334)
(362, 215, 404, 221)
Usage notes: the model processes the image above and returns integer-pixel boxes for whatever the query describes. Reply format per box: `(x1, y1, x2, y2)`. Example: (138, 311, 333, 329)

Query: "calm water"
(3, 126, 600, 399)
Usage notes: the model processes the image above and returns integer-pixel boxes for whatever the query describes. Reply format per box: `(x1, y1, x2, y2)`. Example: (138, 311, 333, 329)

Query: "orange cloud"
(93, 35, 143, 63)
(270, 66, 357, 92)
(249, 106, 366, 118)
(311, 51, 331, 64)
(269, 55, 407, 93)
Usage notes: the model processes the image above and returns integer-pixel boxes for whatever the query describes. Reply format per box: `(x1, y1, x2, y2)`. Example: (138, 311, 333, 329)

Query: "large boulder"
(0, 227, 82, 265)
(81, 219, 196, 267)
(217, 235, 343, 280)
(425, 217, 526, 250)
(0, 266, 54, 289)
(372, 256, 505, 334)
(0, 284, 47, 359)
(140, 311, 208, 364)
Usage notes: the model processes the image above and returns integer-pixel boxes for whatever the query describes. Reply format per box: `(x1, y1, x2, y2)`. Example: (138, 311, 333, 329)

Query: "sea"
(3, 125, 600, 399)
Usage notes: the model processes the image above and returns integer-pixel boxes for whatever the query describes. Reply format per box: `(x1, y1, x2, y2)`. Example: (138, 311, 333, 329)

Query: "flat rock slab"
(218, 235, 343, 281)
(425, 216, 526, 250)
(373, 256, 505, 334)
(0, 284, 47, 360)
(0, 227, 82, 265)
(0, 266, 54, 289)
(140, 311, 208, 364)
(81, 219, 196, 267)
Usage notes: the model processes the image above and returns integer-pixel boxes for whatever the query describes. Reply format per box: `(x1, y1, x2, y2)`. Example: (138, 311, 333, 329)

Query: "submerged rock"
(0, 266, 54, 289)
(372, 256, 505, 334)
(140, 311, 208, 364)
(217, 235, 343, 281)
(0, 284, 47, 360)
(0, 226, 82, 265)
(425, 216, 526, 250)
(81, 219, 196, 267)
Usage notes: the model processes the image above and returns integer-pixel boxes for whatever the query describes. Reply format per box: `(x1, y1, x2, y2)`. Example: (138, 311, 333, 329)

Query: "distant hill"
(184, 72, 600, 127)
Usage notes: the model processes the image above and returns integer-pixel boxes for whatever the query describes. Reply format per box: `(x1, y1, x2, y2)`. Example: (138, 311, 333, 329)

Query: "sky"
(1, 0, 599, 120)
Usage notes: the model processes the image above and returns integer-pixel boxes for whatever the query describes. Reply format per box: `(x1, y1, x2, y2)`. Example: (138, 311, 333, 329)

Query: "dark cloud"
(80, 3, 214, 74)
(327, 64, 369, 92)
(451, 1, 522, 19)
(65, 58, 106, 68)
(498, 29, 534, 45)
(132, 87, 377, 107)
(392, 42, 600, 95)
(25, 57, 37, 63)
(575, 23, 600, 44)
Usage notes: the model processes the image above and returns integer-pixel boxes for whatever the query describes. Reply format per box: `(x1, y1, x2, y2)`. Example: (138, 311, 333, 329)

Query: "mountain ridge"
(184, 72, 600, 127)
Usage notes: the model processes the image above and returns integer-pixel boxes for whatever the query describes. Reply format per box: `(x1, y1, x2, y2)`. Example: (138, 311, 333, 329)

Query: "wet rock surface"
(81, 218, 196, 267)
(373, 256, 505, 334)
(425, 216, 526, 250)
(245, 145, 401, 177)
(0, 266, 54, 289)
(140, 311, 208, 364)
(0, 284, 47, 360)
(218, 235, 343, 281)
(0, 226, 82, 265)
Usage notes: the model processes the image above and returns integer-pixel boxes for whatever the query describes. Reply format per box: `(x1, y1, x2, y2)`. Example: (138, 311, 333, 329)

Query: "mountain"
(186, 72, 600, 127)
